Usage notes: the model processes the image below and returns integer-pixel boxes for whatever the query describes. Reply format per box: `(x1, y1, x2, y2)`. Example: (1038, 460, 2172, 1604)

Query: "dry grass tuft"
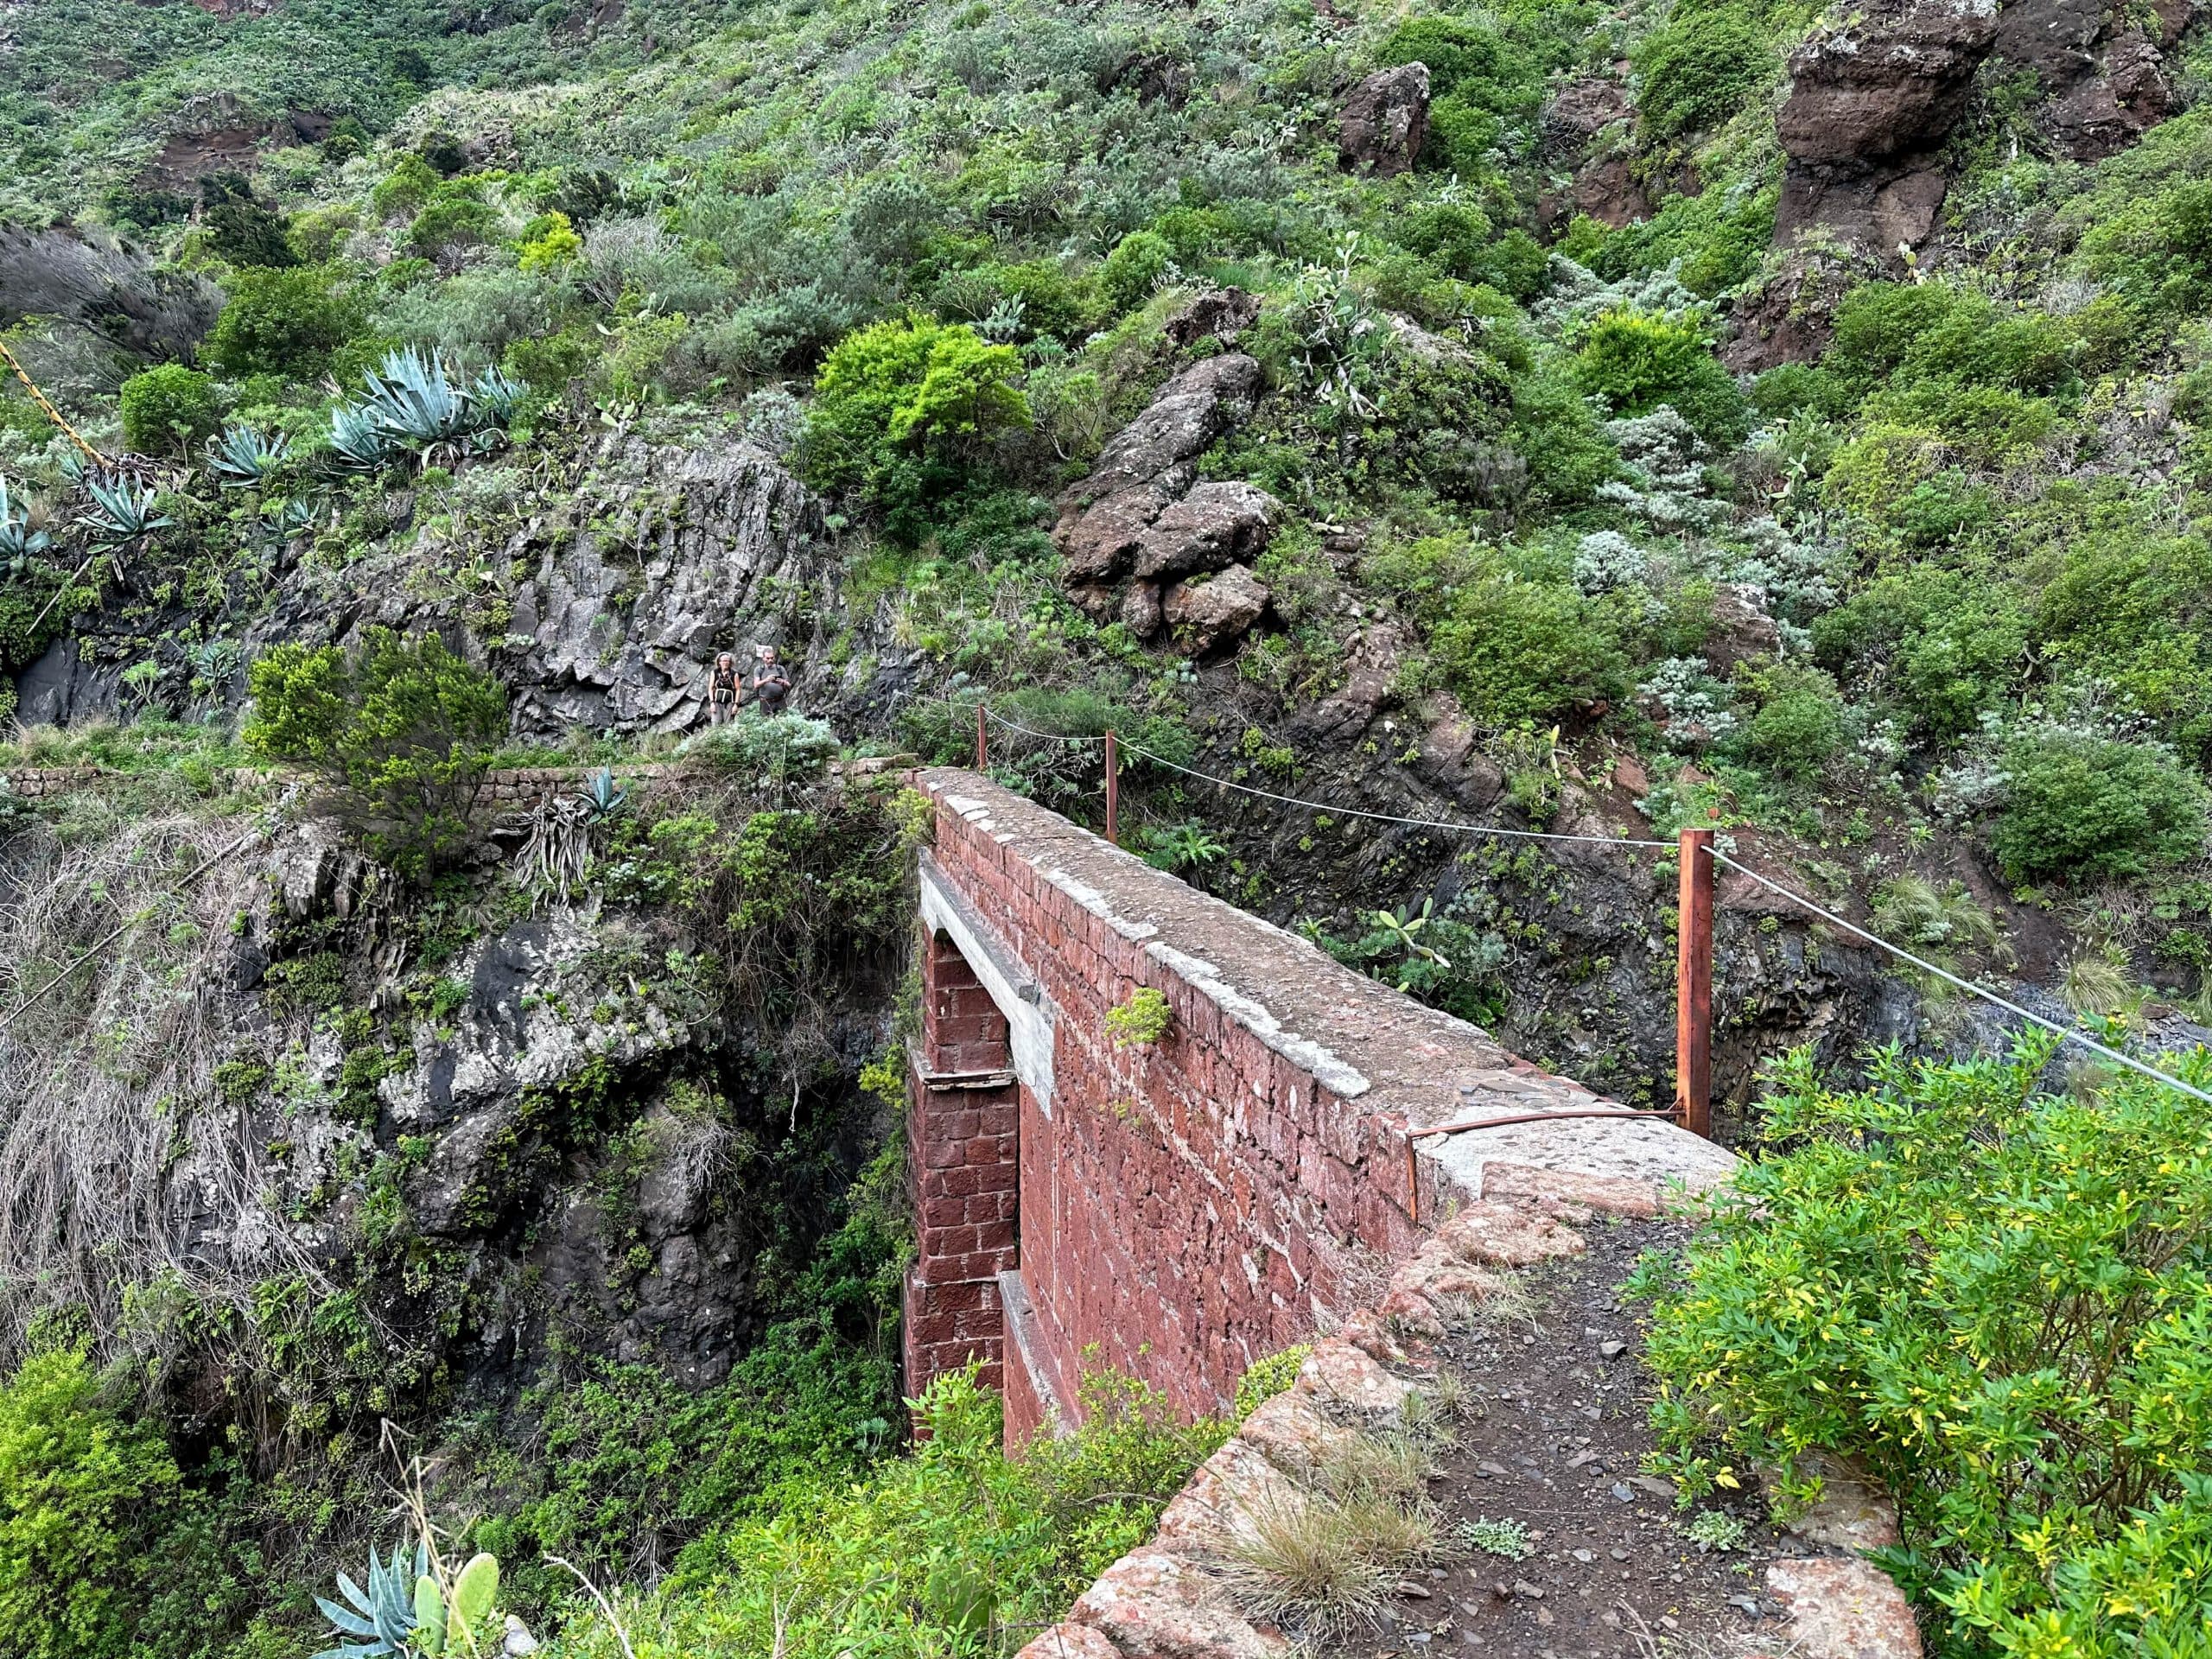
(1216, 1408, 1449, 1639)
(1217, 1487, 1395, 1641)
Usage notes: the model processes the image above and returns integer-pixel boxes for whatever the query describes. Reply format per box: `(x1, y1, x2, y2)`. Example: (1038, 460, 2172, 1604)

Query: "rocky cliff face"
(0, 774, 906, 1435)
(15, 429, 889, 740)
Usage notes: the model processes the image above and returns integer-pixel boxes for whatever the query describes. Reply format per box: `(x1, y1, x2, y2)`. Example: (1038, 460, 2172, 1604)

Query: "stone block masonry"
(905, 770, 1736, 1444)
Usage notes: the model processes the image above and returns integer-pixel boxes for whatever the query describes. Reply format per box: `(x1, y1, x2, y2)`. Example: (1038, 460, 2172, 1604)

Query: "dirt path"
(1351, 1217, 1794, 1659)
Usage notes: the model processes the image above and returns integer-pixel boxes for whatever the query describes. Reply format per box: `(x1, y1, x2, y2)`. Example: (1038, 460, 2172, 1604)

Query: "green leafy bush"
(118, 365, 225, 456)
(1641, 1042, 2212, 1655)
(799, 316, 1029, 530)
(206, 265, 365, 378)
(1379, 17, 1541, 170)
(1426, 553, 1628, 722)
(200, 172, 297, 268)
(1097, 231, 1173, 314)
(554, 1366, 1226, 1659)
(1630, 5, 1779, 143)
(1727, 662, 1844, 779)
(1990, 728, 2207, 885)
(244, 628, 509, 879)
(1573, 309, 1748, 444)
(0, 1348, 183, 1659)
(688, 712, 841, 782)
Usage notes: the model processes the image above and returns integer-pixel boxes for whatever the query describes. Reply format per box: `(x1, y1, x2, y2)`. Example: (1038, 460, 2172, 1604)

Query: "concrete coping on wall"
(917, 769, 1737, 1204)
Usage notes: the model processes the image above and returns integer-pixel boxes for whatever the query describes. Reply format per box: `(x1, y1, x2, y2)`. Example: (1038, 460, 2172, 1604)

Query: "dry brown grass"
(0, 808, 332, 1369)
(1217, 1407, 1447, 1640)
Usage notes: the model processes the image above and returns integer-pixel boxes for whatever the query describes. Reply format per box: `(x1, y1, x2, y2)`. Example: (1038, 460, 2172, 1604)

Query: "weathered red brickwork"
(903, 930, 1023, 1398)
(906, 771, 1740, 1447)
(907, 772, 1432, 1443)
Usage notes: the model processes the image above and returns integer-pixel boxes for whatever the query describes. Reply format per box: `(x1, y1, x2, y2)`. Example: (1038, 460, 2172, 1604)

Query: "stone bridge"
(904, 769, 1736, 1441)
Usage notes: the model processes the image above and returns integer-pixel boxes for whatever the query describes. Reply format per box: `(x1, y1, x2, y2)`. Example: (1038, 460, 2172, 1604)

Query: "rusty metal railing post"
(1104, 728, 1119, 846)
(975, 703, 988, 772)
(1675, 826, 1714, 1140)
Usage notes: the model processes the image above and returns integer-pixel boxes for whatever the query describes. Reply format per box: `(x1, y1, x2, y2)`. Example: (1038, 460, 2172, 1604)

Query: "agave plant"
(0, 477, 51, 574)
(315, 1538, 504, 1659)
(466, 365, 527, 425)
(361, 346, 473, 447)
(328, 402, 395, 472)
(262, 493, 321, 539)
(207, 422, 291, 487)
(78, 473, 173, 546)
(579, 765, 628, 818)
(193, 637, 241, 689)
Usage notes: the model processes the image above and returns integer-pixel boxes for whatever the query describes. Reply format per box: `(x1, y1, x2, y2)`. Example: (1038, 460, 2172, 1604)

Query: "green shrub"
(1592, 184, 1778, 298)
(559, 1366, 1224, 1659)
(372, 154, 443, 220)
(688, 713, 841, 782)
(1427, 549, 1627, 722)
(0, 1348, 183, 1659)
(1630, 5, 1780, 143)
(1379, 16, 1542, 170)
(1572, 309, 1748, 444)
(205, 265, 365, 378)
(118, 365, 224, 456)
(798, 316, 1029, 530)
(1729, 662, 1844, 778)
(1641, 1042, 2212, 1655)
(1098, 230, 1173, 314)
(199, 172, 296, 268)
(516, 209, 582, 273)
(1749, 363, 1853, 422)
(1990, 728, 2206, 885)
(243, 628, 509, 880)
(2079, 175, 2212, 318)
(407, 187, 502, 257)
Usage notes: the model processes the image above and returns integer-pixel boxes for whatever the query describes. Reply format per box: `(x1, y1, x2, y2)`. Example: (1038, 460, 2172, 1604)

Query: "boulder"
(1776, 0, 1999, 166)
(1773, 0, 1999, 257)
(1542, 75, 1633, 149)
(1055, 353, 1263, 582)
(1130, 481, 1281, 582)
(1120, 582, 1165, 639)
(1162, 564, 1269, 656)
(1339, 63, 1431, 178)
(1163, 286, 1262, 346)
(1702, 584, 1783, 676)
(1764, 1559, 1923, 1659)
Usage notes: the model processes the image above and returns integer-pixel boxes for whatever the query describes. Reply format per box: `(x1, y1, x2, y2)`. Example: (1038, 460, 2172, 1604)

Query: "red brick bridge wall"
(904, 770, 1733, 1443)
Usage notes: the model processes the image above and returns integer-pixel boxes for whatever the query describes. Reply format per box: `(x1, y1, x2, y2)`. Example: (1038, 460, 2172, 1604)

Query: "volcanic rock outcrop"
(1774, 0, 2000, 257)
(1339, 63, 1431, 178)
(1057, 353, 1280, 653)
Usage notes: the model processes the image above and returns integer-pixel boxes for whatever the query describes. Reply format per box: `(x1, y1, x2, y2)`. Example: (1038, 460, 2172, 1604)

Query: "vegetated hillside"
(6, 0, 2212, 1652)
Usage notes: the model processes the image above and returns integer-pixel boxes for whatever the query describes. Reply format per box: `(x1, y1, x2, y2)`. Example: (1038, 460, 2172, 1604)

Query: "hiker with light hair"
(706, 651, 742, 726)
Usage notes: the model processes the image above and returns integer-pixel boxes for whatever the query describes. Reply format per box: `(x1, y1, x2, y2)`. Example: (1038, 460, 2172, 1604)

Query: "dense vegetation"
(10, 0, 2212, 1653)
(1641, 1043, 2212, 1655)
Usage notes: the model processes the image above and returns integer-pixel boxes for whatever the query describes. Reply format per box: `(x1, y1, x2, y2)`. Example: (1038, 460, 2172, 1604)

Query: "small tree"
(799, 315, 1029, 531)
(245, 628, 508, 879)
(205, 264, 365, 377)
(118, 365, 224, 457)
